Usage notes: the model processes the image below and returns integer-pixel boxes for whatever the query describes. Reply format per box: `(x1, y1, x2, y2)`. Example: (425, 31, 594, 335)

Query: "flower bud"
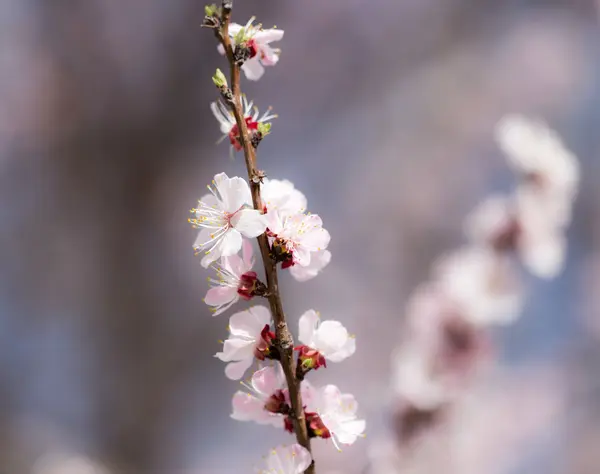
(212, 68, 228, 89)
(296, 345, 327, 371)
(204, 4, 219, 17)
(306, 412, 331, 439)
(254, 324, 278, 361)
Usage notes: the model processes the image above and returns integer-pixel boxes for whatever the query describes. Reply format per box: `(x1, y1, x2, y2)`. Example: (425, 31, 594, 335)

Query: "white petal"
(216, 175, 252, 212)
(259, 44, 280, 66)
(252, 365, 284, 397)
(200, 247, 221, 268)
(261, 179, 307, 218)
(224, 358, 254, 380)
(210, 102, 234, 134)
(255, 28, 284, 43)
(193, 227, 213, 250)
(299, 224, 330, 251)
(215, 338, 254, 363)
(242, 57, 265, 81)
(335, 419, 366, 445)
(520, 230, 566, 279)
(327, 336, 356, 363)
(205, 286, 237, 308)
(219, 229, 243, 257)
(221, 253, 245, 277)
(229, 305, 271, 337)
(232, 209, 268, 238)
(293, 245, 312, 267)
(314, 320, 349, 356)
(258, 444, 311, 474)
(290, 250, 331, 282)
(231, 391, 264, 422)
(198, 192, 220, 209)
(298, 310, 319, 346)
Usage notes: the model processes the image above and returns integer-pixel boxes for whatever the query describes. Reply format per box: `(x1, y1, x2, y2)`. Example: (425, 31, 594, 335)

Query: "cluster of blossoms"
(192, 6, 365, 473)
(389, 115, 579, 445)
(190, 173, 332, 312)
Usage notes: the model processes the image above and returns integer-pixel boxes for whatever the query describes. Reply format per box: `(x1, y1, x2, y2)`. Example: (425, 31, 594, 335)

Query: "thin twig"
(216, 3, 315, 473)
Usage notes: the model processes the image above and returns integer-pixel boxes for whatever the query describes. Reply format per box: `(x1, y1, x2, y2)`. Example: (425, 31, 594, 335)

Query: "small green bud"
(212, 68, 228, 88)
(257, 122, 272, 136)
(204, 4, 219, 17)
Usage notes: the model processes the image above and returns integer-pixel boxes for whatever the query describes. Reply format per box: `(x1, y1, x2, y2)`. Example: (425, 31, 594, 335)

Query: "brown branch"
(215, 3, 315, 473)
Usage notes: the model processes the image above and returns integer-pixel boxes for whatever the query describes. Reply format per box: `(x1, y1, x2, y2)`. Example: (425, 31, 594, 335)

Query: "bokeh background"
(1, 0, 599, 473)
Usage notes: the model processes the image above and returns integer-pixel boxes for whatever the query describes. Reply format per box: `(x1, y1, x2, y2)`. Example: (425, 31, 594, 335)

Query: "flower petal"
(327, 336, 356, 363)
(229, 305, 271, 336)
(219, 229, 243, 257)
(231, 391, 264, 422)
(215, 338, 254, 363)
(298, 310, 319, 346)
(520, 230, 566, 279)
(232, 209, 268, 238)
(242, 57, 265, 81)
(252, 366, 284, 397)
(255, 29, 284, 43)
(205, 286, 237, 307)
(224, 358, 254, 380)
(315, 321, 349, 352)
(215, 175, 252, 213)
(335, 419, 366, 445)
(290, 250, 331, 282)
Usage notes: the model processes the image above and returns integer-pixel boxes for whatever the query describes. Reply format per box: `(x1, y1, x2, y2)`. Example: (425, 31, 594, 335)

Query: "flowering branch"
(368, 116, 580, 473)
(194, 5, 363, 472)
(214, 1, 314, 470)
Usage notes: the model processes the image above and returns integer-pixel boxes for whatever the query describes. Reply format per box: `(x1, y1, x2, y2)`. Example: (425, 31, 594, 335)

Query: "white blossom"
(298, 310, 355, 364)
(218, 18, 284, 81)
(210, 95, 276, 152)
(268, 211, 331, 268)
(290, 249, 332, 282)
(495, 115, 579, 200)
(231, 365, 287, 427)
(262, 178, 307, 218)
(215, 305, 272, 380)
(515, 187, 567, 278)
(306, 384, 366, 450)
(261, 179, 330, 279)
(191, 173, 267, 267)
(255, 445, 312, 474)
(464, 194, 517, 249)
(433, 247, 523, 326)
(465, 194, 567, 279)
(205, 240, 256, 316)
(391, 344, 451, 410)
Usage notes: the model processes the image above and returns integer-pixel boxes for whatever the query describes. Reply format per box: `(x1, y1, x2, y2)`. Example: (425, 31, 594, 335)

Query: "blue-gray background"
(0, 1, 599, 473)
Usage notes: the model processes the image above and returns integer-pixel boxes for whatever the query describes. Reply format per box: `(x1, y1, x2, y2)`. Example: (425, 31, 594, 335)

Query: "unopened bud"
(212, 68, 228, 89)
(204, 4, 219, 17)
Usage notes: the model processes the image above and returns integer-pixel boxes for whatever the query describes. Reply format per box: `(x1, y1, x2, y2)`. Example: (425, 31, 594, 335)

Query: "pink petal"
(224, 358, 253, 380)
(205, 286, 237, 307)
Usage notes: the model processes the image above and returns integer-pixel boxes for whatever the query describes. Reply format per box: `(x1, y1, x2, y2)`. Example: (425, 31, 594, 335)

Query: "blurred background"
(0, 0, 599, 473)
